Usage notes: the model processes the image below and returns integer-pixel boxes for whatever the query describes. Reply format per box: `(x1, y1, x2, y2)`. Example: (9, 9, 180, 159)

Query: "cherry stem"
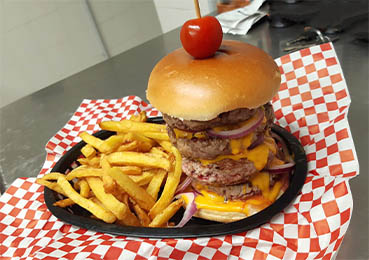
(193, 0, 201, 18)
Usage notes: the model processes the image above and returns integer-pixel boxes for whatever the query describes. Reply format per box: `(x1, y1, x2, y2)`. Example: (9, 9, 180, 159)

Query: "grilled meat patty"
(191, 173, 281, 200)
(182, 157, 257, 186)
(164, 103, 275, 160)
(182, 151, 276, 186)
(163, 103, 274, 132)
(167, 124, 267, 160)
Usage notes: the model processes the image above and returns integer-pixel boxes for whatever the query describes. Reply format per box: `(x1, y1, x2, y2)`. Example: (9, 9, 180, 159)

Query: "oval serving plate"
(44, 117, 307, 238)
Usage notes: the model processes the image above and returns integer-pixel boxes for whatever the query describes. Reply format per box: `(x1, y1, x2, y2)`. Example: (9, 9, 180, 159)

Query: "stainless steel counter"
(0, 12, 368, 260)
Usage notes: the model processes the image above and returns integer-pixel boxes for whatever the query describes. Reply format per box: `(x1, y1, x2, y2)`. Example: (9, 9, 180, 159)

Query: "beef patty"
(168, 122, 269, 160)
(182, 157, 258, 186)
(163, 103, 274, 132)
(191, 173, 281, 201)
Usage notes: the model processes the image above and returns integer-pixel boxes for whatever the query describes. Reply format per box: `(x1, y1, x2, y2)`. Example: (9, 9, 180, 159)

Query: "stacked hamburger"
(147, 40, 293, 223)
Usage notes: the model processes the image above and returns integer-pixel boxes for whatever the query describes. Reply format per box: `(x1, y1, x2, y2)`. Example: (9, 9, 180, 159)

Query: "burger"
(146, 40, 293, 223)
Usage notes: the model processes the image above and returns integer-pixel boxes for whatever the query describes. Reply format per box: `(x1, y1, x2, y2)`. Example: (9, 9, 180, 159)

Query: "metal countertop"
(0, 12, 368, 260)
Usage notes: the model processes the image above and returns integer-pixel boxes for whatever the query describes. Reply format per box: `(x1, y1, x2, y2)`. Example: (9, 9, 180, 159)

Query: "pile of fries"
(37, 112, 184, 227)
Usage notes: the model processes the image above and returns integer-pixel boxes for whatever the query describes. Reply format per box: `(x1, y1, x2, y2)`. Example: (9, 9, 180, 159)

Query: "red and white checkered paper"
(0, 42, 358, 260)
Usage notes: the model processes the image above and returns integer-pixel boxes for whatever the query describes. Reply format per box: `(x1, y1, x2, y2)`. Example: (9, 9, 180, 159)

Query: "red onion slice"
(175, 176, 192, 195)
(248, 134, 264, 150)
(271, 132, 292, 162)
(207, 109, 264, 139)
(174, 192, 198, 228)
(267, 162, 295, 174)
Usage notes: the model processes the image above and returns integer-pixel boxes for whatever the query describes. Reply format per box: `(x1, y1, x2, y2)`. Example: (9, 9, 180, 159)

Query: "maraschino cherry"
(180, 0, 223, 59)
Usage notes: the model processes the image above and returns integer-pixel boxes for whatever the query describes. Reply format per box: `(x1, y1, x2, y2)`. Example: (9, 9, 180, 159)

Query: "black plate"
(44, 117, 307, 238)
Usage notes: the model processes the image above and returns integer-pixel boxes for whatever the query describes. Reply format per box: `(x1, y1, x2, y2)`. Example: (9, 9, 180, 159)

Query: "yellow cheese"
(212, 111, 265, 132)
(174, 129, 206, 139)
(250, 172, 270, 196)
(267, 181, 282, 201)
(195, 193, 249, 215)
(181, 189, 277, 217)
(199, 143, 270, 171)
(264, 135, 277, 155)
(229, 132, 254, 155)
(250, 173, 283, 202)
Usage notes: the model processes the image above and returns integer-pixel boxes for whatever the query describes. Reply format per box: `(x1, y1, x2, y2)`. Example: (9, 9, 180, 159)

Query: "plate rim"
(44, 118, 307, 238)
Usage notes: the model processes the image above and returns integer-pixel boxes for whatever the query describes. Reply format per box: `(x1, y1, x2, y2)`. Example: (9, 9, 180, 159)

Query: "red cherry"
(180, 16, 223, 59)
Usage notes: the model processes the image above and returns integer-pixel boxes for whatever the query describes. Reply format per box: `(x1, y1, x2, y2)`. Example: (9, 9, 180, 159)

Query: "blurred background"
(1, 0, 218, 108)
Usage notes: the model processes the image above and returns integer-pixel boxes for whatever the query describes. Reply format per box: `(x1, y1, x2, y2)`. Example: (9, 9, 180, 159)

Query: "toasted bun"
(190, 188, 286, 223)
(194, 209, 247, 223)
(147, 40, 281, 121)
(193, 204, 268, 223)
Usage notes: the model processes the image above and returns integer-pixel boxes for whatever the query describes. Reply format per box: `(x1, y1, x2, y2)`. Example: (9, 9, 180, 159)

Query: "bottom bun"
(190, 189, 286, 223)
(194, 209, 247, 223)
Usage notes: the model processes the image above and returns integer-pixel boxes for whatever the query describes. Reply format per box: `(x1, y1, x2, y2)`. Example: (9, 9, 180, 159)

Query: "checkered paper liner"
(0, 42, 358, 260)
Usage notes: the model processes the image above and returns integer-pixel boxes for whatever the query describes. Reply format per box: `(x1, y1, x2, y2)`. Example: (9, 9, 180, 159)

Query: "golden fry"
(123, 132, 154, 152)
(109, 186, 127, 203)
(129, 171, 153, 186)
(108, 167, 155, 211)
(78, 179, 90, 198)
(53, 198, 75, 207)
(158, 140, 173, 154)
(100, 156, 117, 193)
(149, 198, 183, 227)
(90, 196, 108, 210)
(117, 166, 142, 175)
(86, 177, 139, 226)
(40, 172, 65, 181)
(116, 141, 139, 152)
(146, 169, 167, 201)
(100, 135, 125, 154)
(77, 157, 100, 167)
(66, 168, 103, 181)
(57, 176, 116, 223)
(100, 120, 166, 133)
(141, 132, 170, 141)
(107, 152, 170, 171)
(36, 178, 67, 197)
(132, 202, 151, 227)
(149, 145, 182, 219)
(129, 111, 147, 122)
(79, 132, 104, 152)
(81, 144, 96, 158)
(149, 147, 169, 159)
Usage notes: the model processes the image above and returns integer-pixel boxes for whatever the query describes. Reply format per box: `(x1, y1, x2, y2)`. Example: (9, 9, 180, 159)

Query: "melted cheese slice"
(250, 172, 283, 202)
(174, 129, 206, 139)
(183, 176, 283, 217)
(200, 143, 270, 170)
(187, 190, 271, 216)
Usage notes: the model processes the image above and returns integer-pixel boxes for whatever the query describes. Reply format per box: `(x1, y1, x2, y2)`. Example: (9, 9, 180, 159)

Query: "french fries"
(107, 152, 170, 171)
(81, 144, 96, 158)
(86, 177, 140, 226)
(129, 111, 147, 122)
(149, 145, 182, 219)
(66, 168, 103, 181)
(58, 176, 116, 223)
(129, 171, 153, 186)
(100, 120, 166, 133)
(149, 198, 184, 227)
(108, 167, 155, 211)
(146, 169, 167, 200)
(37, 112, 184, 228)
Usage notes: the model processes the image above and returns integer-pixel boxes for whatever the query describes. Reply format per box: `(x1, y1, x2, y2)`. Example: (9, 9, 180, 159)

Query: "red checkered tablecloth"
(0, 42, 358, 260)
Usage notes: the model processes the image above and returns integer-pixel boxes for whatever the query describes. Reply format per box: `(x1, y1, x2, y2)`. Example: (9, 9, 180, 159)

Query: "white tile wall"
(1, 0, 217, 108)
(153, 0, 217, 33)
(2, 0, 107, 108)
(88, 0, 162, 57)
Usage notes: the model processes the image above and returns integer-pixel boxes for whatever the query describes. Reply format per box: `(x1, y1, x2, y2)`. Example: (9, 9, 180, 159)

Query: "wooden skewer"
(193, 0, 201, 18)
